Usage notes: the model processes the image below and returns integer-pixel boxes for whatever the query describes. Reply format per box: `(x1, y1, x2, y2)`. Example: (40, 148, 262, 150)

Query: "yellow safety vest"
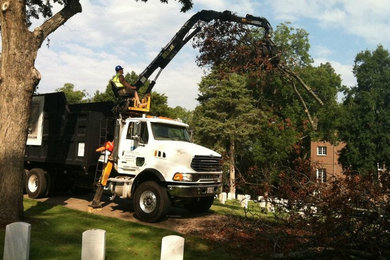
(113, 73, 124, 89)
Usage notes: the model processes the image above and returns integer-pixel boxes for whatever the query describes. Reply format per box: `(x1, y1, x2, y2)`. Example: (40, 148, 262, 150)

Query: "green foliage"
(273, 22, 313, 67)
(339, 45, 390, 175)
(56, 83, 88, 104)
(192, 21, 342, 193)
(169, 106, 193, 124)
(192, 72, 260, 154)
(297, 63, 343, 142)
(91, 84, 116, 102)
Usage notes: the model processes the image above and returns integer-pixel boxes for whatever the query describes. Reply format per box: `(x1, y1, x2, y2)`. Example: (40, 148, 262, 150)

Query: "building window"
(316, 168, 327, 183)
(317, 146, 327, 156)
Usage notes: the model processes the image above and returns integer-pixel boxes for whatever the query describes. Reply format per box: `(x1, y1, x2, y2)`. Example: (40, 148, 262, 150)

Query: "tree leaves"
(339, 45, 390, 175)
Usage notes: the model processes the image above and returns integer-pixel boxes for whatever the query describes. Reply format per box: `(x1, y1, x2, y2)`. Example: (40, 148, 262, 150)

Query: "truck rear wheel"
(26, 168, 47, 199)
(133, 181, 170, 222)
(185, 196, 214, 213)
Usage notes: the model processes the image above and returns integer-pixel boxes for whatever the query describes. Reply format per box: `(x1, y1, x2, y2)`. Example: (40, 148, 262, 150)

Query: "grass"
(0, 199, 236, 260)
(212, 199, 276, 222)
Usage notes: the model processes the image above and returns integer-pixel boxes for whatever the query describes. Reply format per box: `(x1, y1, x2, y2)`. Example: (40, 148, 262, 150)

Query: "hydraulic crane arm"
(134, 10, 274, 94)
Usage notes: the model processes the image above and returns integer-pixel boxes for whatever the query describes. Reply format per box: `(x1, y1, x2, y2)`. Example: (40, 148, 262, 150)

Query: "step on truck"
(25, 10, 275, 222)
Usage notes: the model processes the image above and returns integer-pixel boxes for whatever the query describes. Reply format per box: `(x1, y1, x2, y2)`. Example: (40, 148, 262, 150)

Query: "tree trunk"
(0, 0, 81, 225)
(229, 136, 236, 194)
(0, 0, 40, 225)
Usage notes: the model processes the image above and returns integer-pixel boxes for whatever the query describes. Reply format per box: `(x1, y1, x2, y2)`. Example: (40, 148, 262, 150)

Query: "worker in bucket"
(113, 65, 144, 107)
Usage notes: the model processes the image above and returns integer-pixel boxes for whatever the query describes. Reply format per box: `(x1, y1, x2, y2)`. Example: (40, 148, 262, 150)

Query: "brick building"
(310, 141, 346, 182)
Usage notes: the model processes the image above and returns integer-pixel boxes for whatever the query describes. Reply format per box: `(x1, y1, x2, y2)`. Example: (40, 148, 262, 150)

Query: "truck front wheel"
(133, 181, 170, 222)
(26, 168, 47, 199)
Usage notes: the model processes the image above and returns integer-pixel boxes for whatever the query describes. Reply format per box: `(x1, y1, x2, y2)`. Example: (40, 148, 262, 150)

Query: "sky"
(34, 0, 390, 110)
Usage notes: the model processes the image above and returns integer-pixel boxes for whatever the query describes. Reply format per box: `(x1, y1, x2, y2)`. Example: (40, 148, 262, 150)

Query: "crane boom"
(134, 10, 274, 94)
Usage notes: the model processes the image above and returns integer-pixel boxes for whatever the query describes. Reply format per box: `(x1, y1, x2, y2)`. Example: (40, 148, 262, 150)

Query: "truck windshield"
(151, 122, 190, 142)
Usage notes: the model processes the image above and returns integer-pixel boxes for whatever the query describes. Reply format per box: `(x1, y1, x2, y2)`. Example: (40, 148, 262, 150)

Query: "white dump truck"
(96, 115, 223, 222)
(25, 92, 222, 222)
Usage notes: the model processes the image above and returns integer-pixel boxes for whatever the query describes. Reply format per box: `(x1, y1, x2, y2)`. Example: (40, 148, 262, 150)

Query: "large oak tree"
(0, 0, 192, 225)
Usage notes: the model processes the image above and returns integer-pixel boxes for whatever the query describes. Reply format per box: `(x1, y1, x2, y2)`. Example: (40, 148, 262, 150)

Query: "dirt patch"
(31, 192, 228, 235)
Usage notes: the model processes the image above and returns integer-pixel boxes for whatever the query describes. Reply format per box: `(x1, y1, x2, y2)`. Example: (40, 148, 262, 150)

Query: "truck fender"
(131, 168, 166, 195)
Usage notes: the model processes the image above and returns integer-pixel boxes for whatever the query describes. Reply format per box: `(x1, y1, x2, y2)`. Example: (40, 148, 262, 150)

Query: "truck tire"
(26, 168, 47, 199)
(186, 196, 214, 213)
(133, 181, 170, 223)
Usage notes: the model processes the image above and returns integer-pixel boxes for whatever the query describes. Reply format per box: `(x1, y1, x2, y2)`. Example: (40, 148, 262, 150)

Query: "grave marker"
(81, 229, 106, 260)
(161, 235, 184, 260)
(3, 222, 31, 260)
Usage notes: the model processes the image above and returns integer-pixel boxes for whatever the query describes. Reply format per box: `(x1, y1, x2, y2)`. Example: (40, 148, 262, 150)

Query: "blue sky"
(35, 0, 390, 109)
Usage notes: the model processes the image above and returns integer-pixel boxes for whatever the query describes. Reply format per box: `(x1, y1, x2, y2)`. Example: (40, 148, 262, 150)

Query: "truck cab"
(108, 116, 222, 222)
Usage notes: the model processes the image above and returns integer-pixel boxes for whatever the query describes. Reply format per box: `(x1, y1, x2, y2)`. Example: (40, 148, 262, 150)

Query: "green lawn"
(0, 199, 236, 260)
(212, 199, 275, 222)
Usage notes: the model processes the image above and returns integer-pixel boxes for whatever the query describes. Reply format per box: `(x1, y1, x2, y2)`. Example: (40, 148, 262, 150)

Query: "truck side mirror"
(132, 122, 144, 145)
(133, 122, 142, 137)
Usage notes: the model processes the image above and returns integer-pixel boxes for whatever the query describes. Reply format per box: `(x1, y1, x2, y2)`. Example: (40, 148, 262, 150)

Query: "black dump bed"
(25, 92, 115, 171)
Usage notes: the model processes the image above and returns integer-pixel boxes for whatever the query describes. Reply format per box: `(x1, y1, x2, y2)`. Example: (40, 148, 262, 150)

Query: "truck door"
(118, 121, 149, 174)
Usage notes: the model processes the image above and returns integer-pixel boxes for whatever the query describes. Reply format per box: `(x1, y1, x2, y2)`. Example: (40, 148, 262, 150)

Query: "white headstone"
(227, 192, 236, 200)
(219, 192, 227, 204)
(3, 222, 31, 260)
(161, 235, 184, 260)
(267, 199, 274, 212)
(259, 201, 266, 208)
(237, 194, 244, 202)
(81, 229, 106, 260)
(240, 195, 250, 209)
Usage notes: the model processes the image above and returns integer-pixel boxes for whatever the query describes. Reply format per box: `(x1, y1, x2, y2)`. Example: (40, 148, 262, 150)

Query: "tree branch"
(33, 0, 82, 47)
(279, 65, 324, 105)
(292, 81, 317, 129)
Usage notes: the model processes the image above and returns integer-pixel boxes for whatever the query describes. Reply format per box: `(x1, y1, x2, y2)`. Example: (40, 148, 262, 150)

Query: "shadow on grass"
(17, 197, 236, 260)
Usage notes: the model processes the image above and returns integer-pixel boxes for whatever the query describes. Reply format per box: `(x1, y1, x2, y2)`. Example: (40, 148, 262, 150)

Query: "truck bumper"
(166, 183, 222, 198)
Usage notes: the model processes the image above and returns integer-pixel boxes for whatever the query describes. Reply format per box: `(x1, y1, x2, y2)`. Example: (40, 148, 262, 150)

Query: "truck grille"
(191, 155, 222, 172)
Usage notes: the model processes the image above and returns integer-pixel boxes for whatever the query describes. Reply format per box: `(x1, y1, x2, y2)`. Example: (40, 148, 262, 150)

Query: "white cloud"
(314, 58, 356, 88)
(156, 59, 203, 110)
(266, 0, 390, 46)
(194, 0, 256, 14)
(312, 45, 332, 58)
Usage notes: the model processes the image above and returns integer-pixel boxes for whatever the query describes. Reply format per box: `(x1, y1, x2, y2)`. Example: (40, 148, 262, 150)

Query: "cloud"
(36, 44, 118, 95)
(34, 0, 263, 110)
(156, 58, 203, 110)
(35, 0, 196, 97)
(313, 58, 356, 88)
(312, 45, 332, 58)
(194, 0, 256, 14)
(265, 0, 390, 46)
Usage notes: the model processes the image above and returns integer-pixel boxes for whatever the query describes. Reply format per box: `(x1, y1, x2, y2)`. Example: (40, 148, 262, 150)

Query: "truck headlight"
(173, 172, 193, 182)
